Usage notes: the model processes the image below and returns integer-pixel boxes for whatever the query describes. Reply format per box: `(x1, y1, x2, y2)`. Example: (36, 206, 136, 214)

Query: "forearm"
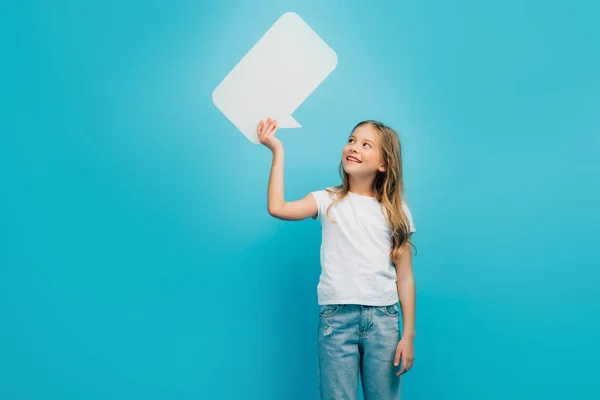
(267, 145, 285, 213)
(397, 275, 416, 339)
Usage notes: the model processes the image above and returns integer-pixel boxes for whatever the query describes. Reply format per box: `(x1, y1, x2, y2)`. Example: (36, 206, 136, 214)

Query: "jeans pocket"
(383, 302, 399, 318)
(319, 304, 341, 318)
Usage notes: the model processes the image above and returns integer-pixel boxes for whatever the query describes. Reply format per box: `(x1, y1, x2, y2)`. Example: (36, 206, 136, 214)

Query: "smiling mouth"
(346, 156, 361, 163)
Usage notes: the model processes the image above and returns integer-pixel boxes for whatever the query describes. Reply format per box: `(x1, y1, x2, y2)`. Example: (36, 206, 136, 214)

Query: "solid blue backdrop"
(1, 1, 599, 399)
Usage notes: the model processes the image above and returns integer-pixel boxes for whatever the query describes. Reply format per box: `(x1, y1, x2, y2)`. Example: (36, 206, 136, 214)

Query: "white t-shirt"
(310, 187, 416, 306)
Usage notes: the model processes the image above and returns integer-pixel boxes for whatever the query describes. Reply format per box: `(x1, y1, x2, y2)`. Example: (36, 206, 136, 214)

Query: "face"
(341, 124, 385, 176)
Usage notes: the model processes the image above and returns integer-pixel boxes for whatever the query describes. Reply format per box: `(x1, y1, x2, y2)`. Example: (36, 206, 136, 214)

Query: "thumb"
(394, 345, 402, 366)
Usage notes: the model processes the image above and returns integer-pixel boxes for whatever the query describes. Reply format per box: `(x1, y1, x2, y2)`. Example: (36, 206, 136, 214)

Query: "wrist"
(269, 142, 283, 153)
(401, 330, 416, 339)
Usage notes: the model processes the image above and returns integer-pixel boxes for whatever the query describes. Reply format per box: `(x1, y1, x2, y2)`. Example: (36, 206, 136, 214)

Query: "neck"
(348, 175, 376, 197)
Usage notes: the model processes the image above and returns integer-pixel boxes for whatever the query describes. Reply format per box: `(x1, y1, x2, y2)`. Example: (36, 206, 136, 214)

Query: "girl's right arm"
(258, 118, 318, 221)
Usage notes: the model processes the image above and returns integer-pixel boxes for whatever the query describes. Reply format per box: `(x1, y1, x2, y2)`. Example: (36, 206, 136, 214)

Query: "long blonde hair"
(325, 120, 414, 259)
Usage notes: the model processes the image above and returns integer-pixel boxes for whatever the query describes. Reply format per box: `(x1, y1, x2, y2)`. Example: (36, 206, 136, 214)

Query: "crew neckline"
(348, 191, 377, 199)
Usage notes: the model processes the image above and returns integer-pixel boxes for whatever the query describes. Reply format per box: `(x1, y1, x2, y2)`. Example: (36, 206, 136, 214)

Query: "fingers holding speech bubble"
(212, 12, 338, 143)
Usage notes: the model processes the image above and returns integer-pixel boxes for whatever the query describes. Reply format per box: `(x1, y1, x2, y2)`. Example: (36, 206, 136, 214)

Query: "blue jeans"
(317, 303, 402, 400)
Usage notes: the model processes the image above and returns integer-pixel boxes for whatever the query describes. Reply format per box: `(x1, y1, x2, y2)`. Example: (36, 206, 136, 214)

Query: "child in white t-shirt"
(258, 118, 416, 400)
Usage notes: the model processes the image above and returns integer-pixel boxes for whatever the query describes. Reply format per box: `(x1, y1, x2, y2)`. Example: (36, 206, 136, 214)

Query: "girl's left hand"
(393, 337, 415, 375)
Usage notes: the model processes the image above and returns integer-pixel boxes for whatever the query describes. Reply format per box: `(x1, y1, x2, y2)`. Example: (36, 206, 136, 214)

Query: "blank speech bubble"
(212, 12, 338, 143)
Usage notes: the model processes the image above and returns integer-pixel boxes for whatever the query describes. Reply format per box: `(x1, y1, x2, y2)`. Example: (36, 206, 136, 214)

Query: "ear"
(378, 164, 386, 172)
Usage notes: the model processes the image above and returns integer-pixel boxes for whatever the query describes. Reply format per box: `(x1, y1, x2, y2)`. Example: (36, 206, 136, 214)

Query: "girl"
(258, 118, 416, 400)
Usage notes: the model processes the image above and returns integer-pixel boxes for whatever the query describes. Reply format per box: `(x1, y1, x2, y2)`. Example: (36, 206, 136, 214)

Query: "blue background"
(2, 1, 599, 399)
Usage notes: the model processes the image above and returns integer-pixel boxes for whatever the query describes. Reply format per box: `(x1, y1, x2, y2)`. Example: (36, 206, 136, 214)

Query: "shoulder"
(312, 186, 341, 200)
(325, 186, 342, 197)
(400, 200, 416, 232)
(400, 199, 414, 217)
(310, 186, 341, 220)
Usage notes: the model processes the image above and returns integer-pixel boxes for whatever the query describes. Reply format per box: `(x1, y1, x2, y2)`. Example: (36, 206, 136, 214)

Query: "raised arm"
(258, 118, 318, 221)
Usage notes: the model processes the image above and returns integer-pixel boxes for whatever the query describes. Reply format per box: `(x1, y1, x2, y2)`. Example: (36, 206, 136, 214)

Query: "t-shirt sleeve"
(402, 202, 416, 233)
(310, 189, 332, 220)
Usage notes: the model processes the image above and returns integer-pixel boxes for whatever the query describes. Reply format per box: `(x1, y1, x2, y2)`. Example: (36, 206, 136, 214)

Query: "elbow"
(396, 273, 415, 286)
(267, 205, 282, 219)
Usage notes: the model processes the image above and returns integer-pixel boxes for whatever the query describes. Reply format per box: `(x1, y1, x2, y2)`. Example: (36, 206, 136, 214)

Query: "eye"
(363, 143, 371, 148)
(348, 138, 355, 143)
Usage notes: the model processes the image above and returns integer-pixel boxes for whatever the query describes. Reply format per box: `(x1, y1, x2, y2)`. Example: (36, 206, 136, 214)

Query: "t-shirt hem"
(318, 298, 399, 306)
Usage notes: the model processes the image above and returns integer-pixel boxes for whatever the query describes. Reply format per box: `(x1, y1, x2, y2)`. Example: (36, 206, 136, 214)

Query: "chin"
(343, 166, 364, 177)
(341, 161, 354, 173)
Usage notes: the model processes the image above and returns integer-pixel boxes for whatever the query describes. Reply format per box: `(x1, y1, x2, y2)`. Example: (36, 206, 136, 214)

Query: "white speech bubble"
(212, 12, 338, 143)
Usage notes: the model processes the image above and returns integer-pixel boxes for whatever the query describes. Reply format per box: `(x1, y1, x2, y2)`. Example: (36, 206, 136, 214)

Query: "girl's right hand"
(257, 118, 281, 151)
